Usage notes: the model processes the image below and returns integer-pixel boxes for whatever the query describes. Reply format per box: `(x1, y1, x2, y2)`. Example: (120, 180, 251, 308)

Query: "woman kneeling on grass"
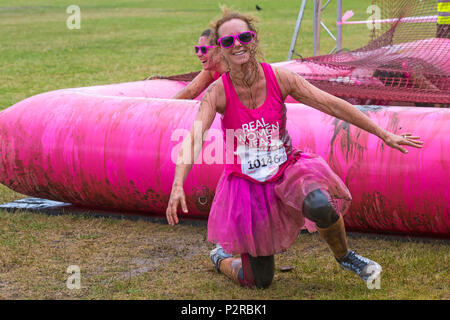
(166, 9, 423, 289)
(172, 29, 228, 99)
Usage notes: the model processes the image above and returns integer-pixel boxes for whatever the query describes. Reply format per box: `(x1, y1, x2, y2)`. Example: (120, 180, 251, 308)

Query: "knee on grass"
(248, 255, 275, 289)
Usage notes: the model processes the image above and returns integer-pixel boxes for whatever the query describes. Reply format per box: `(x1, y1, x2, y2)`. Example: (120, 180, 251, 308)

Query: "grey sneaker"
(337, 250, 382, 282)
(210, 244, 233, 272)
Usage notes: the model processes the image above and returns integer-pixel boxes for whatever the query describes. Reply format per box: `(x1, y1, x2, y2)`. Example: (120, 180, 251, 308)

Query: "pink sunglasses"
(217, 31, 255, 49)
(195, 46, 215, 54)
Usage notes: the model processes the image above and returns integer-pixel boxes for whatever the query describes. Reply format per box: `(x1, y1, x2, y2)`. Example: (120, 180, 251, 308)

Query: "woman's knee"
(248, 255, 274, 289)
(302, 188, 339, 228)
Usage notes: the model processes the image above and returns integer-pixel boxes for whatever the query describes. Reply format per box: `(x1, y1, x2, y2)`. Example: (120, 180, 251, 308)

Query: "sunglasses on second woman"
(195, 46, 215, 54)
(217, 31, 255, 49)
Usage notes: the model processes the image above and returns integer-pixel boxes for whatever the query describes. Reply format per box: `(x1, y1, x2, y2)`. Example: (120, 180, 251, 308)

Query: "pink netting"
(302, 0, 449, 105)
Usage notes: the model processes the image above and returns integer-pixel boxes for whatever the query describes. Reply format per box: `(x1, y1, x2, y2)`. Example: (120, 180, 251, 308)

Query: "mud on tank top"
(220, 62, 294, 184)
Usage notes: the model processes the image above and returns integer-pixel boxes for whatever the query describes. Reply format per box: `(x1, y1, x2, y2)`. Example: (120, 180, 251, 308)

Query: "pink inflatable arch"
(0, 61, 449, 238)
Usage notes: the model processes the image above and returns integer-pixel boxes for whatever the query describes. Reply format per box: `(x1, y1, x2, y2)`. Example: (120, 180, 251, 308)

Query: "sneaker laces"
(338, 250, 371, 275)
(210, 245, 233, 272)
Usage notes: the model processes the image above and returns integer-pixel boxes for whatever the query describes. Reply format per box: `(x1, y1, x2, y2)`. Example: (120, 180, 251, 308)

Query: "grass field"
(0, 0, 449, 300)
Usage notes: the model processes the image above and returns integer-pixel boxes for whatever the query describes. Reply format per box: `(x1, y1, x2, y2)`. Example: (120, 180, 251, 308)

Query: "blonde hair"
(210, 6, 264, 61)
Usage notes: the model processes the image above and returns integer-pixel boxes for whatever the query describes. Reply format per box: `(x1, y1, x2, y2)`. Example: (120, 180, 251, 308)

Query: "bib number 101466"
(237, 146, 287, 182)
(247, 151, 285, 170)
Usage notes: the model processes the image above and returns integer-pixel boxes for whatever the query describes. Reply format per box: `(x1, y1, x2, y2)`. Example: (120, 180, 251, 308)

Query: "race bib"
(235, 143, 287, 182)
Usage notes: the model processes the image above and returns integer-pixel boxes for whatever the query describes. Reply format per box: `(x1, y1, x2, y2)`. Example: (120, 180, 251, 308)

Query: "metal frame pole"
(288, 0, 343, 59)
(288, 0, 308, 60)
(336, 0, 342, 52)
(313, 0, 322, 56)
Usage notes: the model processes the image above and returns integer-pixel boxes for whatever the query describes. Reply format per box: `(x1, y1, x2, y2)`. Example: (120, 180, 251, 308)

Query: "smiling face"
(196, 36, 216, 71)
(217, 18, 257, 67)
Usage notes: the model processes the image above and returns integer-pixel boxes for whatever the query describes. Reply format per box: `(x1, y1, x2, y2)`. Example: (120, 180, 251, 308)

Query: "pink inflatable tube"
(0, 78, 449, 238)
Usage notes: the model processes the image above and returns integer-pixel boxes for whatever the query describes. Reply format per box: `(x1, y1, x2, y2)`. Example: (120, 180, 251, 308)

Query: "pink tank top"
(220, 63, 296, 184)
(213, 71, 221, 81)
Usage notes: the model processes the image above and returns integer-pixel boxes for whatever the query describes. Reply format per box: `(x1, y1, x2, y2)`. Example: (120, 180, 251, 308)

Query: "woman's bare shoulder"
(272, 66, 297, 97)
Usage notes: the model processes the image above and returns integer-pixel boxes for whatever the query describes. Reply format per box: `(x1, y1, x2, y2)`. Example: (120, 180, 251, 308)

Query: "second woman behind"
(172, 29, 228, 99)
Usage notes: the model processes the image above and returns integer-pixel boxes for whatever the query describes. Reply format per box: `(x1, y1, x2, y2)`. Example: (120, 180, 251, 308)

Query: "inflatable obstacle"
(0, 62, 449, 238)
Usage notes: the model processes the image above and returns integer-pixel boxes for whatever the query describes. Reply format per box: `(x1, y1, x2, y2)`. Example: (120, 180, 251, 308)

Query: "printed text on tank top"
(221, 63, 293, 183)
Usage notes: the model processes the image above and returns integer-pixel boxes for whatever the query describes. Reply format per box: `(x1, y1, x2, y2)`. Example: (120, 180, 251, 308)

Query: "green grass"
(0, 0, 373, 110)
(0, 0, 449, 300)
(0, 209, 448, 299)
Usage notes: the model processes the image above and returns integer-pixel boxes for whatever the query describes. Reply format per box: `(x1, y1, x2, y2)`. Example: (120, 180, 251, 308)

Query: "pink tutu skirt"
(207, 151, 352, 257)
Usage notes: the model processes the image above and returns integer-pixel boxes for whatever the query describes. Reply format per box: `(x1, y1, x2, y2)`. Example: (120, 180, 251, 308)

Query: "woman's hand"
(166, 184, 188, 226)
(382, 132, 424, 154)
(166, 78, 222, 226)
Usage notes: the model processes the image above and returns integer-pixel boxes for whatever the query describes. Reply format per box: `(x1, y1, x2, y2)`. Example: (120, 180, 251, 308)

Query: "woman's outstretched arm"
(166, 80, 225, 225)
(275, 67, 424, 154)
(172, 70, 215, 100)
